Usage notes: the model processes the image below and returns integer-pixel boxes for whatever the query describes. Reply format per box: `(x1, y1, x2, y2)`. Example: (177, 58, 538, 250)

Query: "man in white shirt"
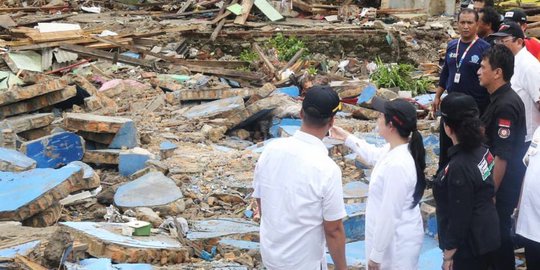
(492, 22, 540, 146)
(253, 85, 347, 270)
(517, 127, 540, 269)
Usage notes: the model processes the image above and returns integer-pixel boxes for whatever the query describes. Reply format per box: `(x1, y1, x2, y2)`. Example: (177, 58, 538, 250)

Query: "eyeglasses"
(494, 37, 517, 45)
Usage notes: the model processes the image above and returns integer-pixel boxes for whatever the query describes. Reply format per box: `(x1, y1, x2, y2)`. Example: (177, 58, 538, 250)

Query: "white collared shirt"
(517, 127, 540, 243)
(511, 47, 540, 142)
(253, 130, 346, 270)
(345, 136, 423, 269)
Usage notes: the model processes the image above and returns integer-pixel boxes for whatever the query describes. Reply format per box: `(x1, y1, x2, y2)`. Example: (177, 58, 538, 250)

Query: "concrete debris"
(0, 0, 511, 268)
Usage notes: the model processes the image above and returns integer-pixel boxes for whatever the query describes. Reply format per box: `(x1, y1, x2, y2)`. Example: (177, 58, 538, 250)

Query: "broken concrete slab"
(182, 96, 248, 128)
(0, 78, 69, 107)
(159, 141, 177, 159)
(61, 221, 188, 265)
(168, 88, 257, 102)
(2, 113, 54, 133)
(22, 202, 62, 227)
(99, 79, 150, 98)
(0, 166, 83, 221)
(118, 148, 155, 176)
(64, 258, 153, 270)
(187, 218, 259, 240)
(83, 149, 121, 165)
(0, 240, 41, 260)
(343, 181, 369, 202)
(20, 132, 85, 168)
(0, 147, 37, 172)
(65, 161, 101, 191)
(114, 172, 183, 208)
(0, 85, 77, 119)
(63, 113, 137, 149)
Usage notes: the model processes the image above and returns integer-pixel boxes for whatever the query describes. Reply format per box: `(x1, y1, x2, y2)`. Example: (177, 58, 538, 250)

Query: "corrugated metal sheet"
(53, 48, 79, 64)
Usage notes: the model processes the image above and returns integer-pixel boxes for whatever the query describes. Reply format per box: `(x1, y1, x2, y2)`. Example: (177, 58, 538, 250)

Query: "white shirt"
(345, 136, 424, 269)
(253, 130, 346, 270)
(511, 47, 540, 142)
(517, 127, 540, 243)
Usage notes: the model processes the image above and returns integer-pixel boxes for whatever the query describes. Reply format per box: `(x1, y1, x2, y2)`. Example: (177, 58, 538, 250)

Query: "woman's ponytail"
(409, 130, 426, 208)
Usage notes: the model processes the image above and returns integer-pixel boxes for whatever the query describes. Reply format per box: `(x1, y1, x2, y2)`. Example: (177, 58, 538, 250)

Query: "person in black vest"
(433, 92, 500, 270)
(477, 44, 527, 270)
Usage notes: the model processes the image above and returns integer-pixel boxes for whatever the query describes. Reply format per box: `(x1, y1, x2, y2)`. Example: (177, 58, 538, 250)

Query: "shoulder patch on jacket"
(478, 150, 495, 181)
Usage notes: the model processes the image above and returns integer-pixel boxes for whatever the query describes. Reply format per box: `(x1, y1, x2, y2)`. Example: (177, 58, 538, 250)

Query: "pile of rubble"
(0, 0, 533, 269)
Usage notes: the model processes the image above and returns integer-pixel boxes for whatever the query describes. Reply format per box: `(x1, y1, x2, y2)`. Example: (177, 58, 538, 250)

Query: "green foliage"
(239, 49, 259, 62)
(306, 67, 318, 76)
(370, 57, 433, 96)
(267, 33, 309, 61)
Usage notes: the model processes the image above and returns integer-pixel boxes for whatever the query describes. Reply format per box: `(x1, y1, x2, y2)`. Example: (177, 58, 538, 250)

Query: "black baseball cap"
(302, 85, 341, 118)
(491, 21, 525, 39)
(504, 9, 527, 24)
(371, 96, 417, 132)
(440, 92, 479, 122)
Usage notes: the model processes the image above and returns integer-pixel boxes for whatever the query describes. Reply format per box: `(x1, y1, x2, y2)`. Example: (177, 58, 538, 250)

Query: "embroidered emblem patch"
(498, 118, 511, 128)
(471, 55, 479, 64)
(498, 128, 511, 139)
(478, 150, 495, 181)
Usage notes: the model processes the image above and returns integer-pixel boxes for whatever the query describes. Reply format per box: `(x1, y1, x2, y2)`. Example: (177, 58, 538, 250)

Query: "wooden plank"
(253, 43, 276, 76)
(59, 44, 154, 68)
(0, 6, 69, 12)
(24, 30, 84, 43)
(292, 0, 312, 13)
(176, 0, 195, 14)
(14, 255, 48, 270)
(234, 0, 255, 24)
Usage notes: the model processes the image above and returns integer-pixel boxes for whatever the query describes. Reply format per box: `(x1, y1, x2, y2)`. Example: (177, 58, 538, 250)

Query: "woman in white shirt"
(330, 97, 426, 270)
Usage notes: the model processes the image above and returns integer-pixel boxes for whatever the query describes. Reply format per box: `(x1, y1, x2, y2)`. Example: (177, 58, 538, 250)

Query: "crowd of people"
(251, 2, 540, 270)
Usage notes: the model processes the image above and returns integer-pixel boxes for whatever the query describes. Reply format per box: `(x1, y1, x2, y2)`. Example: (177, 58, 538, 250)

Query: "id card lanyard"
(454, 37, 478, 83)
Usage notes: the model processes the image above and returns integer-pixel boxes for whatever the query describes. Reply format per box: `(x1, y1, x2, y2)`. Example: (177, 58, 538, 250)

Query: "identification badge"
(454, 73, 461, 83)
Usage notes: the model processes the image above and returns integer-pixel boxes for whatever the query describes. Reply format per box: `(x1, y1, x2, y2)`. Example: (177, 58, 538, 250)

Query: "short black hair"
(480, 7, 501, 33)
(482, 44, 515, 82)
(474, 0, 494, 6)
(302, 109, 332, 128)
(459, 8, 479, 22)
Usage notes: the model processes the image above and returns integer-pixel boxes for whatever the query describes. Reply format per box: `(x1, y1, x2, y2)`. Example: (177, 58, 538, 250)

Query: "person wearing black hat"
(477, 45, 527, 270)
(252, 85, 347, 270)
(504, 8, 540, 60)
(433, 92, 500, 270)
(330, 97, 426, 270)
(492, 21, 540, 148)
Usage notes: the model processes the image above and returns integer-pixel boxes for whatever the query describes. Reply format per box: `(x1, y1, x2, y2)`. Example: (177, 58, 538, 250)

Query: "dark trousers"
(454, 251, 496, 270)
(438, 117, 453, 174)
(494, 202, 516, 270)
(523, 237, 540, 270)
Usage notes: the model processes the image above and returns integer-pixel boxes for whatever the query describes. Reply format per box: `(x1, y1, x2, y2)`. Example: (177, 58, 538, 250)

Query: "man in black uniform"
(477, 44, 527, 270)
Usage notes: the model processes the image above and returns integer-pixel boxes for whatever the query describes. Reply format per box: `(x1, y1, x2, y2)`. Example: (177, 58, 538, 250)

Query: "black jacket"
(480, 83, 527, 205)
(433, 144, 500, 258)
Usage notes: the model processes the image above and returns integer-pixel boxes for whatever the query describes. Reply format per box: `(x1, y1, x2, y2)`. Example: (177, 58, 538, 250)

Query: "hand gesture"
(329, 126, 351, 141)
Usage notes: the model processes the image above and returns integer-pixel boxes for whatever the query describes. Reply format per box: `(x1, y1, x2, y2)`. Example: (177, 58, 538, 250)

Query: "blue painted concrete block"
(0, 147, 36, 171)
(108, 121, 138, 149)
(0, 240, 40, 259)
(357, 84, 377, 104)
(219, 238, 260, 250)
(118, 151, 152, 176)
(114, 172, 183, 208)
(20, 132, 84, 168)
(344, 203, 366, 243)
(269, 118, 301, 138)
(0, 166, 81, 220)
(426, 214, 438, 237)
(187, 218, 259, 240)
(276, 86, 300, 97)
(159, 140, 177, 151)
(61, 222, 182, 249)
(64, 258, 152, 270)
